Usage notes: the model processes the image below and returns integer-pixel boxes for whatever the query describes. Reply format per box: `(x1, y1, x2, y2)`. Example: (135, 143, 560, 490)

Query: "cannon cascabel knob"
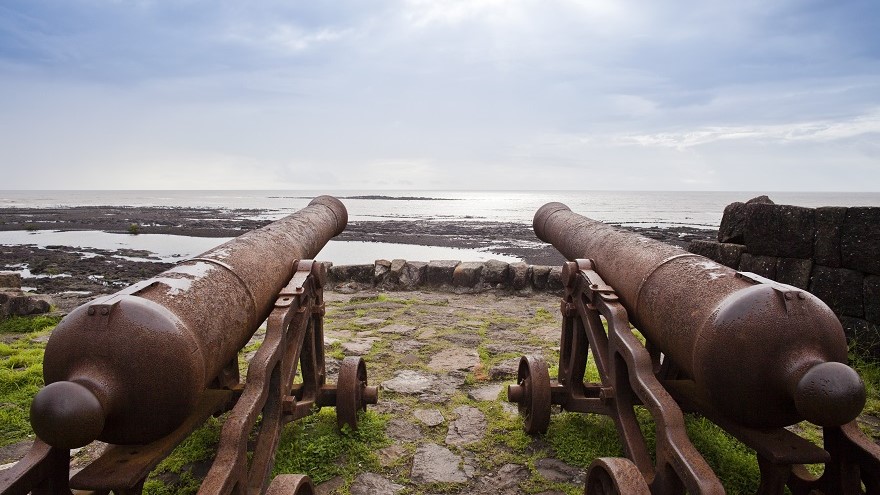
(31, 381, 105, 449)
(793, 361, 866, 427)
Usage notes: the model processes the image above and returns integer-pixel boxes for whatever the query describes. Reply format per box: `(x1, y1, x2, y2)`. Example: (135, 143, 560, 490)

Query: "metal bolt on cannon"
(508, 202, 880, 495)
(0, 196, 378, 495)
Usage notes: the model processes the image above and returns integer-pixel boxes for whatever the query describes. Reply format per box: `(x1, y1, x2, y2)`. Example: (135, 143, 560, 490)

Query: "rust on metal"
(508, 202, 880, 494)
(2, 196, 377, 495)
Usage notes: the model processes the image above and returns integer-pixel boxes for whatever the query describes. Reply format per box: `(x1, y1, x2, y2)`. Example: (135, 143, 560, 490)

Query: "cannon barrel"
(534, 202, 865, 428)
(31, 196, 347, 449)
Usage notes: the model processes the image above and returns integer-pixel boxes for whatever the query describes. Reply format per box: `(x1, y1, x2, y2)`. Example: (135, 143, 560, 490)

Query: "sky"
(0, 0, 878, 191)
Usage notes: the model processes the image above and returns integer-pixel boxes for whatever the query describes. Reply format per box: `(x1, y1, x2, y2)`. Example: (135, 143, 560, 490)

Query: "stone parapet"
(690, 197, 880, 360)
(327, 259, 563, 294)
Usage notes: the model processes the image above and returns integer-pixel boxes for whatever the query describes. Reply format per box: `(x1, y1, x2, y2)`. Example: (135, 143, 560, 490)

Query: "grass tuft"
(273, 408, 390, 485)
(0, 315, 61, 334)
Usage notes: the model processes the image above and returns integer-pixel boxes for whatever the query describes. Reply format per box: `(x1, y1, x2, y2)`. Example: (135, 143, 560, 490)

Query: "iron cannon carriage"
(0, 196, 378, 495)
(509, 202, 880, 494)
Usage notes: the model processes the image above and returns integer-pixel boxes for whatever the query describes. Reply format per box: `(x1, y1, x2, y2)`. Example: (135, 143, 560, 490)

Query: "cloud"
(0, 1, 878, 190)
(611, 109, 880, 149)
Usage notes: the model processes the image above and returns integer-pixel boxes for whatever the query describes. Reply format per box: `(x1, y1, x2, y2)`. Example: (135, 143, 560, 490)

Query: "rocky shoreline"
(0, 206, 716, 310)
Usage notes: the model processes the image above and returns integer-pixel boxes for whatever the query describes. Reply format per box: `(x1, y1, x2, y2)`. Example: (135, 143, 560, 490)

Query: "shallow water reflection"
(0, 230, 520, 265)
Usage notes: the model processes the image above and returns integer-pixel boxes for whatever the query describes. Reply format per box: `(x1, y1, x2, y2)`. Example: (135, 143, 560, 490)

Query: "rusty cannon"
(508, 202, 880, 494)
(0, 196, 378, 495)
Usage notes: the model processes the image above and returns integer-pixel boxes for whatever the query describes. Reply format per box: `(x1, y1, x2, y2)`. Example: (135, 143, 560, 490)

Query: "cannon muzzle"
(33, 196, 347, 448)
(534, 202, 865, 428)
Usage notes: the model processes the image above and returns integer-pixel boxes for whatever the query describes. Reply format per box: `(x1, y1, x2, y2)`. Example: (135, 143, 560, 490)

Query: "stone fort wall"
(688, 196, 880, 359)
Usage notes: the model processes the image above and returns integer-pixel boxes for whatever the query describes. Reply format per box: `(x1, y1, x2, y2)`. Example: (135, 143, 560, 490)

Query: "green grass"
(0, 315, 61, 334)
(273, 409, 390, 484)
(851, 353, 880, 417)
(142, 409, 389, 493)
(0, 316, 58, 447)
(545, 409, 762, 494)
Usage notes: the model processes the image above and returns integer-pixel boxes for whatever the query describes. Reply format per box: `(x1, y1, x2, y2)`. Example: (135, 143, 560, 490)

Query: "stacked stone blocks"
(689, 198, 880, 358)
(327, 259, 564, 294)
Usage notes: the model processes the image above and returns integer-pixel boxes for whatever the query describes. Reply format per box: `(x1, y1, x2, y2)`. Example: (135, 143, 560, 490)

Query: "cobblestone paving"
(317, 289, 583, 495)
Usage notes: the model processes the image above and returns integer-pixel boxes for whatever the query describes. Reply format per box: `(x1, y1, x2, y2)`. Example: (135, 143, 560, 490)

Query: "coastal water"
(0, 230, 520, 265)
(4, 190, 880, 228)
(2, 190, 879, 266)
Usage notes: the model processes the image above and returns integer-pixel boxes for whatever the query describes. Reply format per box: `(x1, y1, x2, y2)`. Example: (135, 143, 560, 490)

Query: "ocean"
(4, 190, 880, 228)
(2, 190, 879, 265)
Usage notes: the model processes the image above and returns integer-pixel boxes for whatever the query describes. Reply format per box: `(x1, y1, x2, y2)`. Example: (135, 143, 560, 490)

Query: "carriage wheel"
(266, 474, 315, 495)
(337, 356, 369, 431)
(585, 458, 650, 495)
(510, 355, 551, 434)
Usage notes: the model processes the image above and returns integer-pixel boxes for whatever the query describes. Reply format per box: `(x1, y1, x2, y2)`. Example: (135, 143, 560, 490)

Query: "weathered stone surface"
(378, 324, 416, 335)
(387, 418, 422, 442)
(483, 342, 528, 356)
(0, 440, 32, 465)
(411, 444, 470, 484)
(315, 476, 344, 495)
(814, 206, 846, 268)
(532, 325, 559, 342)
(489, 357, 521, 381)
(389, 259, 406, 285)
(350, 473, 403, 495)
(509, 262, 530, 290)
(531, 265, 551, 290)
(0, 272, 21, 289)
(400, 261, 426, 288)
(453, 261, 483, 287)
(341, 337, 379, 355)
(329, 264, 373, 284)
(442, 332, 481, 346)
(413, 408, 445, 426)
(381, 370, 434, 394)
(353, 316, 387, 327)
(841, 207, 880, 276)
(432, 372, 467, 397)
(776, 257, 813, 290)
(738, 253, 778, 279)
(391, 339, 424, 353)
(688, 239, 721, 262)
(377, 444, 407, 467)
(866, 275, 880, 324)
(483, 259, 509, 285)
(324, 357, 340, 378)
(547, 266, 564, 291)
(0, 291, 52, 318)
(445, 405, 486, 446)
(374, 259, 392, 286)
(426, 260, 460, 286)
(840, 317, 880, 360)
(473, 463, 529, 494)
(399, 354, 419, 365)
(810, 265, 865, 318)
(687, 240, 743, 269)
(717, 243, 746, 269)
(535, 458, 584, 484)
(468, 383, 503, 401)
(718, 197, 773, 243)
(743, 203, 815, 258)
(718, 201, 746, 243)
(428, 347, 481, 372)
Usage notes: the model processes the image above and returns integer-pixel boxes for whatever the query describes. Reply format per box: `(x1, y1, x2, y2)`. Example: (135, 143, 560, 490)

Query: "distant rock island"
(342, 195, 457, 201)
